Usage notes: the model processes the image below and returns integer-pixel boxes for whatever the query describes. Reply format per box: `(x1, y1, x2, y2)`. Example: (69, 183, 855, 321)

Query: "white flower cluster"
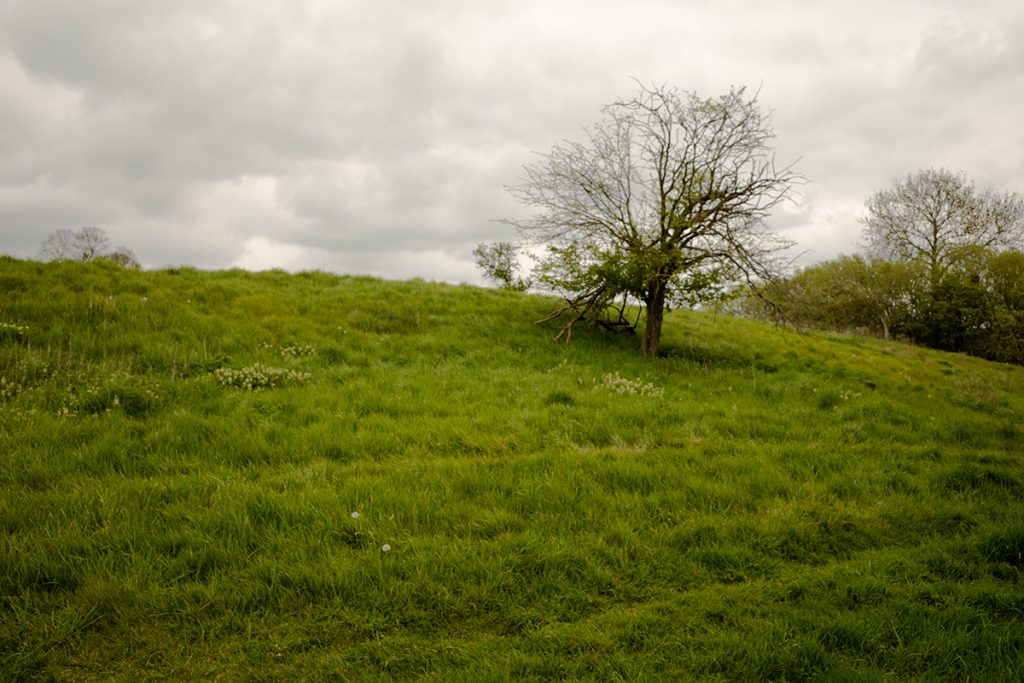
(53, 377, 103, 417)
(0, 376, 22, 401)
(601, 372, 665, 398)
(257, 341, 315, 358)
(213, 363, 311, 390)
(0, 322, 29, 339)
(280, 344, 315, 358)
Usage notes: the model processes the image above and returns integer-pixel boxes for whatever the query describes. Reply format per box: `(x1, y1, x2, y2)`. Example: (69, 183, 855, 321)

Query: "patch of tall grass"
(1, 257, 1022, 680)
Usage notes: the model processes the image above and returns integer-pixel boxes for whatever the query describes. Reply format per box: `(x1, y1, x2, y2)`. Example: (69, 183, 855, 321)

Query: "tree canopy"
(768, 255, 920, 340)
(472, 242, 531, 292)
(861, 168, 1024, 289)
(762, 246, 1024, 365)
(505, 82, 802, 356)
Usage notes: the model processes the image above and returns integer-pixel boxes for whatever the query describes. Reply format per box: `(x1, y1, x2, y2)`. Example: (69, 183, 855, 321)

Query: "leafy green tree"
(777, 255, 920, 339)
(980, 250, 1024, 364)
(504, 82, 801, 356)
(985, 307, 1024, 364)
(758, 246, 1024, 365)
(106, 247, 142, 270)
(472, 242, 531, 292)
(887, 249, 1024, 364)
(985, 249, 1024, 311)
(904, 274, 994, 355)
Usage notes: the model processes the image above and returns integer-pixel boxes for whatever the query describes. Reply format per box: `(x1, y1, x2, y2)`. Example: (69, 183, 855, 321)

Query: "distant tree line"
(38, 227, 140, 269)
(748, 169, 1024, 365)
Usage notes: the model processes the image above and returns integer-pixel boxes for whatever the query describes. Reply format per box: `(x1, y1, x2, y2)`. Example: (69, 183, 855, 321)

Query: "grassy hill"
(2, 256, 1022, 681)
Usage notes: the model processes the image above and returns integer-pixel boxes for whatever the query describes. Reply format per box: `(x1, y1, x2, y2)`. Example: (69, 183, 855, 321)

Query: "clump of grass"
(213, 363, 312, 390)
(544, 390, 576, 407)
(75, 373, 162, 418)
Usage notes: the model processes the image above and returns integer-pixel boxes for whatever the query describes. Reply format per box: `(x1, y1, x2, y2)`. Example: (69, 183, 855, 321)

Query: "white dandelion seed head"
(381, 544, 391, 552)
(351, 511, 360, 519)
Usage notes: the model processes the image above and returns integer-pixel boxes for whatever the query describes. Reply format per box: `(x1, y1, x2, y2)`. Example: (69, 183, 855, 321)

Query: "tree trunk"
(640, 285, 666, 357)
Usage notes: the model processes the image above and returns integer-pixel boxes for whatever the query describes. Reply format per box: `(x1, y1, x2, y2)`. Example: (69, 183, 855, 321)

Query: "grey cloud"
(913, 19, 1024, 89)
(2, 1, 1023, 279)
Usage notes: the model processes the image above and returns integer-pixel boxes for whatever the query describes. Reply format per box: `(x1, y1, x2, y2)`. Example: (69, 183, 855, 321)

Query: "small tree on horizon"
(37, 227, 140, 268)
(503, 82, 802, 357)
(39, 227, 112, 263)
(473, 241, 531, 292)
(107, 246, 142, 270)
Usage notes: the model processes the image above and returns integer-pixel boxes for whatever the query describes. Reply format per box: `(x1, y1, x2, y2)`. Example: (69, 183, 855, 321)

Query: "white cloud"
(2, 0, 1023, 277)
(231, 237, 326, 272)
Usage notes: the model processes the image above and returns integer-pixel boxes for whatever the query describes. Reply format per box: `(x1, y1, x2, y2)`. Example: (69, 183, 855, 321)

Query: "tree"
(74, 226, 110, 261)
(473, 242, 531, 291)
(38, 229, 76, 261)
(861, 169, 1024, 290)
(106, 246, 142, 270)
(980, 250, 1024, 364)
(985, 249, 1024, 311)
(504, 83, 801, 356)
(904, 274, 995, 355)
(39, 226, 112, 262)
(774, 255, 920, 339)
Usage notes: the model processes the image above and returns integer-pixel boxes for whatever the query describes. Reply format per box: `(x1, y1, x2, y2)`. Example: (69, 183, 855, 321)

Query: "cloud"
(231, 237, 326, 272)
(1, 1, 1022, 279)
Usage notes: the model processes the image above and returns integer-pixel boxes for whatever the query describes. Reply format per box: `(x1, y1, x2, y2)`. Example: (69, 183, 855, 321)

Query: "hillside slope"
(2, 257, 1023, 680)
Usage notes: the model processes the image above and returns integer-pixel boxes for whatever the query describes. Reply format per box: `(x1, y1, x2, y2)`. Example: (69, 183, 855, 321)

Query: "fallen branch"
(536, 286, 636, 342)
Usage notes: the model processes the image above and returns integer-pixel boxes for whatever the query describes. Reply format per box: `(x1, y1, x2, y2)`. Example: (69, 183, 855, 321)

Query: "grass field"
(2, 256, 1023, 681)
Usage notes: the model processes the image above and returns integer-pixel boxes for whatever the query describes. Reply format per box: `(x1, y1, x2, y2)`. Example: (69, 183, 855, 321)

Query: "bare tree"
(862, 169, 1024, 289)
(504, 82, 802, 356)
(38, 227, 113, 262)
(75, 226, 110, 261)
(38, 229, 77, 261)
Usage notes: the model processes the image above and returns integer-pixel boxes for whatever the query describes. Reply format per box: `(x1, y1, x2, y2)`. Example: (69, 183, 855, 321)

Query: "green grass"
(2, 255, 1023, 681)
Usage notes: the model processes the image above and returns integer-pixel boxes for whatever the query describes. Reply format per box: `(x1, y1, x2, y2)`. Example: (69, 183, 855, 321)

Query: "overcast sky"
(2, 1, 1022, 283)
